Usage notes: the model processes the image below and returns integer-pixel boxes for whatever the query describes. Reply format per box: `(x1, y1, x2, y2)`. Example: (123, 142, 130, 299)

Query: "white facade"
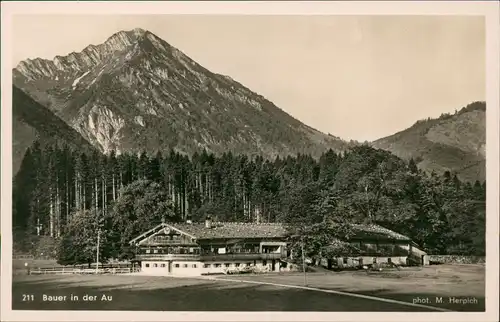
(141, 260, 203, 276)
(140, 259, 282, 276)
(356, 256, 408, 266)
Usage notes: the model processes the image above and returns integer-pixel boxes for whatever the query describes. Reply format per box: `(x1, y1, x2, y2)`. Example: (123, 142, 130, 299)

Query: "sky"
(11, 15, 485, 142)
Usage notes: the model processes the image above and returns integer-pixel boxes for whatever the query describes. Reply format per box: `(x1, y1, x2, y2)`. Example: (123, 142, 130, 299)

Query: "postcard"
(1, 1, 499, 321)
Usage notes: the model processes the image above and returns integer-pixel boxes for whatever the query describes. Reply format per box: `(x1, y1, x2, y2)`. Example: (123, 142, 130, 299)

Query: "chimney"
(205, 216, 212, 229)
(161, 216, 166, 224)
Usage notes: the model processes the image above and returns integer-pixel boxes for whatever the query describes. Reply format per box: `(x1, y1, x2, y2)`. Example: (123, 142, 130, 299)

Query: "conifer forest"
(13, 142, 485, 262)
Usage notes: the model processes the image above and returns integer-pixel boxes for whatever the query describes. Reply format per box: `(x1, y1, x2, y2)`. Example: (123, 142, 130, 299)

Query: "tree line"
(13, 141, 486, 262)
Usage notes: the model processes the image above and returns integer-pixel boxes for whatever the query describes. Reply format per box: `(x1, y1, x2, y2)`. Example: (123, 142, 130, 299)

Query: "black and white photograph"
(1, 1, 499, 322)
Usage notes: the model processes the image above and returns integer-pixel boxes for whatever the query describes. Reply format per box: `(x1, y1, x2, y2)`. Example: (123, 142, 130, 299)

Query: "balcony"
(142, 240, 196, 246)
(201, 253, 285, 261)
(134, 252, 285, 261)
(135, 254, 201, 261)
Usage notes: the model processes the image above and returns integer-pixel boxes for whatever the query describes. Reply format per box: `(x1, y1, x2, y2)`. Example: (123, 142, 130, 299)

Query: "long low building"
(319, 224, 428, 268)
(129, 218, 289, 276)
(129, 218, 427, 276)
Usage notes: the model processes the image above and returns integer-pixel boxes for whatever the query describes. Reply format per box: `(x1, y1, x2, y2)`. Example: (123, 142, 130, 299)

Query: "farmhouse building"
(129, 218, 288, 276)
(129, 218, 427, 276)
(320, 224, 428, 268)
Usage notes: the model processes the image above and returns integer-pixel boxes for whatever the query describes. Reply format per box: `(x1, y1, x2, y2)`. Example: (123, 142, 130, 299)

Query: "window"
(192, 264, 197, 268)
(388, 258, 392, 264)
(175, 264, 180, 268)
(161, 264, 166, 268)
(262, 260, 267, 266)
(373, 258, 377, 264)
(343, 257, 348, 264)
(203, 264, 210, 268)
(153, 249, 158, 254)
(183, 264, 188, 268)
(215, 263, 221, 268)
(224, 263, 230, 268)
(235, 263, 240, 267)
(145, 263, 150, 268)
(153, 263, 158, 267)
(246, 262, 252, 267)
(146, 249, 151, 254)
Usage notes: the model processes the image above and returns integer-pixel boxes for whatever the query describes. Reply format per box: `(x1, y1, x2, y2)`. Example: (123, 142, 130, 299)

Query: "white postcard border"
(1, 1, 498, 322)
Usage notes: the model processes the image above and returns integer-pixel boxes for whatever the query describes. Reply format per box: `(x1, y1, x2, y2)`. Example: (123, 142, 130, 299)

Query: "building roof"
(175, 222, 288, 240)
(129, 222, 289, 245)
(323, 238, 362, 256)
(129, 221, 411, 245)
(350, 224, 411, 241)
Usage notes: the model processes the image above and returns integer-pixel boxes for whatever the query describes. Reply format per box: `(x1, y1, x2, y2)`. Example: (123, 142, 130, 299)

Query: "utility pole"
(301, 236, 307, 286)
(292, 233, 308, 286)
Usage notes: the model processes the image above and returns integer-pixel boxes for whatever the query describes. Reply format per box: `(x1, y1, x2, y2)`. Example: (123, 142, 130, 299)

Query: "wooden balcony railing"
(135, 252, 285, 261)
(201, 253, 285, 261)
(135, 254, 201, 260)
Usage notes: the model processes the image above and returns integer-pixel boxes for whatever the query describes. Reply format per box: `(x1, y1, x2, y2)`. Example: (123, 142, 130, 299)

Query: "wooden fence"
(13, 254, 35, 260)
(29, 267, 139, 275)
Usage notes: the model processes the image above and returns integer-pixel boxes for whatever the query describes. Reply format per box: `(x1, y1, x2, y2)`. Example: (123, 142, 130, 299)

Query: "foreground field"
(217, 264, 485, 311)
(11, 264, 484, 311)
(13, 274, 433, 311)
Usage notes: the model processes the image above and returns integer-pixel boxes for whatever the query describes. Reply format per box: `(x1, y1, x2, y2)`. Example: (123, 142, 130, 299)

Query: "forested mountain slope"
(12, 86, 95, 176)
(372, 102, 485, 182)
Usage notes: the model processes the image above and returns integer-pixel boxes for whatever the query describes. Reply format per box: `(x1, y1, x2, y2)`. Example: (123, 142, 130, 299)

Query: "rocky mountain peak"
(14, 28, 160, 80)
(13, 28, 352, 158)
(103, 28, 149, 52)
(12, 28, 484, 182)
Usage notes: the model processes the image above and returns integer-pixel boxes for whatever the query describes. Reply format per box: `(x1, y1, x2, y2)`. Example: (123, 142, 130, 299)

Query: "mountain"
(372, 102, 486, 182)
(13, 28, 351, 159)
(12, 85, 95, 176)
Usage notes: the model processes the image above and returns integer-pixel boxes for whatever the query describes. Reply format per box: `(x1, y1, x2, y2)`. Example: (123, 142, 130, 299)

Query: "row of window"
(143, 262, 255, 269)
(143, 248, 268, 255)
(152, 234, 181, 241)
(143, 248, 277, 255)
(341, 257, 394, 264)
(144, 248, 200, 254)
(144, 263, 199, 268)
(203, 262, 253, 268)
